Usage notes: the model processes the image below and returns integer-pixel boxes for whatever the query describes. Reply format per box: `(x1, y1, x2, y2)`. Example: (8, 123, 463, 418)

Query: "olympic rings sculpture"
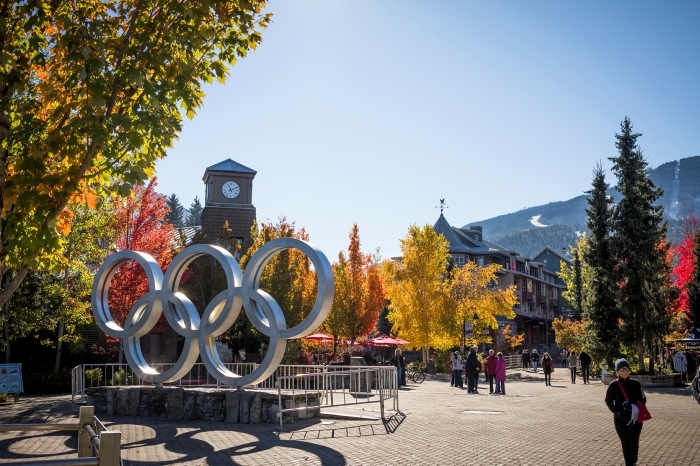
(91, 238, 334, 387)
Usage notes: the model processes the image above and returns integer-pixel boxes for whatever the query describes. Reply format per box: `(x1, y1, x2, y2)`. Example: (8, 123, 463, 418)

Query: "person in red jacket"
(484, 349, 498, 394)
(494, 352, 507, 395)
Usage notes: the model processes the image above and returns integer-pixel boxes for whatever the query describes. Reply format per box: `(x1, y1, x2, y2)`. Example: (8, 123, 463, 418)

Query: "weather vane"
(436, 198, 448, 213)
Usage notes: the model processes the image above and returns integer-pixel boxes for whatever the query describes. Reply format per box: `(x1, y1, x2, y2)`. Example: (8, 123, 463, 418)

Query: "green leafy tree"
(610, 117, 672, 372)
(186, 196, 204, 227)
(1, 199, 118, 365)
(166, 194, 185, 228)
(0, 1, 271, 309)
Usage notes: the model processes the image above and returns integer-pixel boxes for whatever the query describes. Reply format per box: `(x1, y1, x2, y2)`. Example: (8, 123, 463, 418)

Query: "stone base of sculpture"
(85, 386, 319, 424)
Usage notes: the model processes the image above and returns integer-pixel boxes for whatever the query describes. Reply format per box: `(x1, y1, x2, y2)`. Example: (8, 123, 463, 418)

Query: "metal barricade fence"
(276, 366, 398, 428)
(0, 406, 121, 466)
(75, 363, 258, 399)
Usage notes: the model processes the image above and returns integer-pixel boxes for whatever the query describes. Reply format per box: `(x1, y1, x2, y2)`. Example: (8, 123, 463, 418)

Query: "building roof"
(533, 246, 572, 265)
(205, 159, 257, 174)
(171, 226, 202, 248)
(433, 214, 472, 253)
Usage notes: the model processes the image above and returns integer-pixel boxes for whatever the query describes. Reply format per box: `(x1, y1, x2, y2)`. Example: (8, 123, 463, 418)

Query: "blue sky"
(155, 1, 700, 259)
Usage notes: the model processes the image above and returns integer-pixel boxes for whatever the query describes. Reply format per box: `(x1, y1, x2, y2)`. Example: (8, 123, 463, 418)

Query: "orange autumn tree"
(107, 179, 176, 361)
(239, 218, 318, 329)
(325, 225, 386, 352)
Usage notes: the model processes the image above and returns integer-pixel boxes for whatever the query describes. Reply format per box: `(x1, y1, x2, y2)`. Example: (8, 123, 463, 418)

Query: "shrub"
(295, 351, 314, 365)
(85, 368, 104, 387)
(110, 368, 132, 386)
(24, 368, 71, 394)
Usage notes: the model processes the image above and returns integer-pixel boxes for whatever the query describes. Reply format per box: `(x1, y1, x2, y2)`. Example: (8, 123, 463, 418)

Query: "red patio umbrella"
(366, 334, 410, 346)
(303, 333, 334, 364)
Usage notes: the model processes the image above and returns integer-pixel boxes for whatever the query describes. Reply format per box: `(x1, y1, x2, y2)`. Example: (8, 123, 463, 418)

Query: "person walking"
(391, 349, 405, 387)
(605, 359, 647, 466)
(542, 352, 555, 386)
(521, 349, 530, 371)
(579, 350, 592, 384)
(568, 351, 578, 384)
(562, 349, 568, 368)
(484, 349, 497, 394)
(530, 349, 540, 373)
(494, 352, 506, 395)
(451, 351, 464, 388)
(465, 346, 481, 394)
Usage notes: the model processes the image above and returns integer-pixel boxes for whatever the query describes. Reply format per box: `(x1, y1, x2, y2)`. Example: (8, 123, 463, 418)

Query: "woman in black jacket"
(604, 359, 647, 466)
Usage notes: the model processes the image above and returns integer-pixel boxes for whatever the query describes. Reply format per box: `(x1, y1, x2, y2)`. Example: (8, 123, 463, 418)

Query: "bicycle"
(407, 366, 426, 383)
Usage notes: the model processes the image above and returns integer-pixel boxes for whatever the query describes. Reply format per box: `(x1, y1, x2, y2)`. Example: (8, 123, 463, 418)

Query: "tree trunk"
(54, 320, 64, 372)
(637, 340, 645, 372)
(3, 298, 8, 363)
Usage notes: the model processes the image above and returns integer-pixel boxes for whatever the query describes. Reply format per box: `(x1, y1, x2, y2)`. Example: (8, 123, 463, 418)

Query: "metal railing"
(276, 366, 398, 428)
(0, 406, 121, 466)
(73, 363, 258, 403)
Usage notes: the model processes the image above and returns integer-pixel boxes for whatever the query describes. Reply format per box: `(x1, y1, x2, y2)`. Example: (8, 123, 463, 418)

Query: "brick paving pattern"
(2, 368, 700, 465)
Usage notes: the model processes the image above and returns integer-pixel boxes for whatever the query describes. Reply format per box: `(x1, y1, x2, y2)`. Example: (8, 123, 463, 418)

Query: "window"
(527, 279, 532, 292)
(453, 254, 465, 266)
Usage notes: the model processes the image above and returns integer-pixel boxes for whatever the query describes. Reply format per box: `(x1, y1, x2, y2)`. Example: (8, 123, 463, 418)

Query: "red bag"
(617, 379, 652, 422)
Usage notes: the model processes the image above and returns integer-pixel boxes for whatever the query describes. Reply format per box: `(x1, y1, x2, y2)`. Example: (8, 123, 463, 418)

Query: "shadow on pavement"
(109, 416, 348, 466)
(0, 430, 78, 461)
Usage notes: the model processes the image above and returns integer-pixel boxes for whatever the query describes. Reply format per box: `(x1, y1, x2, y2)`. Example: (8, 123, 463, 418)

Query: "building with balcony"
(433, 213, 572, 349)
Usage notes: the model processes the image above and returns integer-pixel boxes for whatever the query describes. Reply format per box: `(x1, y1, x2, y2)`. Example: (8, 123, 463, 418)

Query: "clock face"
(222, 181, 240, 199)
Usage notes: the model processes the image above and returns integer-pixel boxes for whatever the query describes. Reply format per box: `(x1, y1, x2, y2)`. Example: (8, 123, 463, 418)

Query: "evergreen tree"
(166, 194, 185, 228)
(581, 164, 620, 365)
(186, 197, 204, 226)
(610, 117, 671, 372)
(571, 246, 583, 317)
(687, 229, 700, 327)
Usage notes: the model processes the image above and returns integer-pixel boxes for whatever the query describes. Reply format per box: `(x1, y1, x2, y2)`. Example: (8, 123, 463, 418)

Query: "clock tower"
(201, 159, 257, 251)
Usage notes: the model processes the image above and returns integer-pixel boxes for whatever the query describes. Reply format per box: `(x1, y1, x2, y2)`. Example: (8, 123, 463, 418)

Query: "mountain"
(464, 156, 700, 257)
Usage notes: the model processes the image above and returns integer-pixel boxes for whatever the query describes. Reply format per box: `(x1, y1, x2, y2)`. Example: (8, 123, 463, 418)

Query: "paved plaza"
(2, 368, 699, 465)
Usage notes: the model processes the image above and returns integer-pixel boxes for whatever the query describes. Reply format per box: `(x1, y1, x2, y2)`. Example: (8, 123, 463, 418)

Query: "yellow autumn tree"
(551, 316, 585, 352)
(240, 218, 317, 328)
(445, 262, 517, 348)
(382, 225, 450, 365)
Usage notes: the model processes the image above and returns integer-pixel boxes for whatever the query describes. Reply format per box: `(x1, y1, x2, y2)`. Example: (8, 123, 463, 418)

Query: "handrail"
(0, 423, 79, 432)
(0, 406, 121, 466)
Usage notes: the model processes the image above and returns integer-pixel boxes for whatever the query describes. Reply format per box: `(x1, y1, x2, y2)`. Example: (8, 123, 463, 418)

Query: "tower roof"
(205, 159, 256, 174)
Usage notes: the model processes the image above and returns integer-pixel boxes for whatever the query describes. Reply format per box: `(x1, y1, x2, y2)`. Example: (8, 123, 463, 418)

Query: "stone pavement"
(2, 368, 700, 465)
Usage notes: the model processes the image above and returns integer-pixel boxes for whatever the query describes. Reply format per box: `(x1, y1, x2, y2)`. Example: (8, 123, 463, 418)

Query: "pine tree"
(166, 194, 185, 228)
(186, 197, 203, 226)
(687, 229, 700, 327)
(610, 117, 671, 372)
(581, 164, 619, 365)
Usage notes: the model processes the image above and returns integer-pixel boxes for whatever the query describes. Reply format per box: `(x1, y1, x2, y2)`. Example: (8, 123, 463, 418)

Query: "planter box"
(602, 373, 681, 387)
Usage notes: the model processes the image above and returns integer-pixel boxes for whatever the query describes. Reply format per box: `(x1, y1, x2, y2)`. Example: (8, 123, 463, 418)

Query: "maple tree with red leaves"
(325, 224, 386, 350)
(107, 179, 176, 342)
(672, 215, 698, 324)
